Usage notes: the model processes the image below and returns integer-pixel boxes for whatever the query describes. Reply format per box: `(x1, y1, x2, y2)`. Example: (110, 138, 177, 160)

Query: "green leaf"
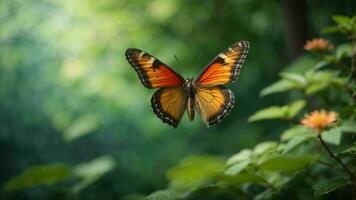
(63, 114, 101, 142)
(166, 155, 224, 193)
(254, 188, 276, 200)
(224, 160, 250, 176)
(314, 60, 330, 70)
(220, 172, 265, 185)
(280, 72, 306, 86)
(281, 125, 314, 141)
(260, 79, 300, 96)
(249, 100, 305, 122)
(304, 70, 339, 95)
(72, 155, 115, 193)
(340, 119, 356, 133)
(332, 15, 351, 24)
(258, 154, 318, 172)
(283, 55, 318, 73)
(314, 177, 350, 198)
(226, 149, 253, 165)
(145, 190, 176, 200)
(253, 141, 278, 155)
(321, 127, 342, 145)
(286, 100, 305, 118)
(335, 44, 352, 61)
(4, 163, 71, 191)
(248, 106, 287, 122)
(282, 136, 310, 154)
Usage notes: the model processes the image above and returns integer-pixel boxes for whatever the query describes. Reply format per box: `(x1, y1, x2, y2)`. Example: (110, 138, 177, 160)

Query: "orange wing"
(196, 41, 249, 87)
(151, 87, 187, 128)
(125, 48, 184, 88)
(195, 86, 235, 126)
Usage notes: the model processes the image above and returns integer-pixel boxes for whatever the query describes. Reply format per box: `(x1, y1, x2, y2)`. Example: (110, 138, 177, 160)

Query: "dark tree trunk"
(282, 0, 308, 60)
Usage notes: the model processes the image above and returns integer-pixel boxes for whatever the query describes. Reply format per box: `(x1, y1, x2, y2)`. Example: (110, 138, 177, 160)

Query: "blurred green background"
(0, 0, 354, 199)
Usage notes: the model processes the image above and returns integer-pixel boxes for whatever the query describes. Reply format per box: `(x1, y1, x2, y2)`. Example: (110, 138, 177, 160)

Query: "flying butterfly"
(125, 41, 249, 128)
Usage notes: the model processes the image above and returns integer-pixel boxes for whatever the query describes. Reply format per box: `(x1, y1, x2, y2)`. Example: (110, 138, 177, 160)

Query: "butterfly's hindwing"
(197, 41, 249, 87)
(195, 86, 235, 126)
(125, 48, 184, 88)
(151, 87, 187, 128)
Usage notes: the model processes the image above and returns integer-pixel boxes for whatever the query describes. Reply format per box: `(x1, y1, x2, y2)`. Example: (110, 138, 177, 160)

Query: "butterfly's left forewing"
(125, 48, 185, 88)
(151, 87, 188, 128)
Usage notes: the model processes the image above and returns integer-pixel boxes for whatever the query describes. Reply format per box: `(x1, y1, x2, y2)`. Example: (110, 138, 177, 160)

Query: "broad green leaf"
(258, 154, 318, 172)
(259, 171, 292, 188)
(340, 119, 356, 133)
(322, 26, 344, 34)
(280, 72, 306, 86)
(260, 79, 300, 96)
(166, 155, 224, 193)
(253, 141, 278, 155)
(248, 106, 287, 122)
(335, 44, 352, 61)
(283, 55, 318, 73)
(281, 125, 314, 141)
(249, 100, 305, 122)
(286, 100, 305, 118)
(314, 177, 350, 198)
(224, 160, 250, 176)
(332, 15, 351, 24)
(282, 136, 310, 154)
(72, 155, 115, 193)
(5, 163, 71, 191)
(314, 60, 330, 70)
(63, 114, 101, 142)
(254, 188, 276, 200)
(321, 127, 342, 145)
(220, 172, 265, 185)
(184, 183, 227, 199)
(145, 190, 176, 200)
(304, 70, 341, 95)
(226, 149, 253, 165)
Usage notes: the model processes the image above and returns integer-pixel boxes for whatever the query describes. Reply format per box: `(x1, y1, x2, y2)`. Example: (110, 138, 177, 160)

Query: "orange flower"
(301, 110, 337, 133)
(304, 38, 335, 52)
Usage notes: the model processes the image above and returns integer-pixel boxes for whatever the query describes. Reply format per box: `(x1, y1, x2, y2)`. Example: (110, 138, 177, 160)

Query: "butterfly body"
(125, 41, 249, 128)
(183, 77, 196, 121)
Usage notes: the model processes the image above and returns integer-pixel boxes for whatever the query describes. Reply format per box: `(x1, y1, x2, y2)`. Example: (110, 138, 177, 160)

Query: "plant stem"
(317, 135, 356, 182)
(317, 160, 335, 168)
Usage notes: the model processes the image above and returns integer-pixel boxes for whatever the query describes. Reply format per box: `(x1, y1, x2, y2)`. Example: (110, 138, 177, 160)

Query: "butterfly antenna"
(174, 55, 181, 66)
(193, 53, 202, 67)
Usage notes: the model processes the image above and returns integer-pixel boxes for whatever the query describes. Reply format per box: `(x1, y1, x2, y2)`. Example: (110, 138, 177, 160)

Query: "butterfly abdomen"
(187, 97, 195, 121)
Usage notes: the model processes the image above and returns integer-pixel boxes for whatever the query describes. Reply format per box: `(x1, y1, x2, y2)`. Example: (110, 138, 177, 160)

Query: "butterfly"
(125, 41, 249, 128)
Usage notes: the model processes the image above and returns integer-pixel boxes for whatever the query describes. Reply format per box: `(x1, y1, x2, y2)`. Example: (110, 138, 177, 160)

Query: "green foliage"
(166, 155, 224, 194)
(313, 177, 350, 198)
(145, 190, 176, 200)
(248, 100, 305, 122)
(72, 156, 116, 193)
(323, 15, 356, 36)
(4, 164, 71, 191)
(258, 154, 318, 172)
(1, 1, 355, 199)
(63, 114, 101, 142)
(145, 14, 356, 200)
